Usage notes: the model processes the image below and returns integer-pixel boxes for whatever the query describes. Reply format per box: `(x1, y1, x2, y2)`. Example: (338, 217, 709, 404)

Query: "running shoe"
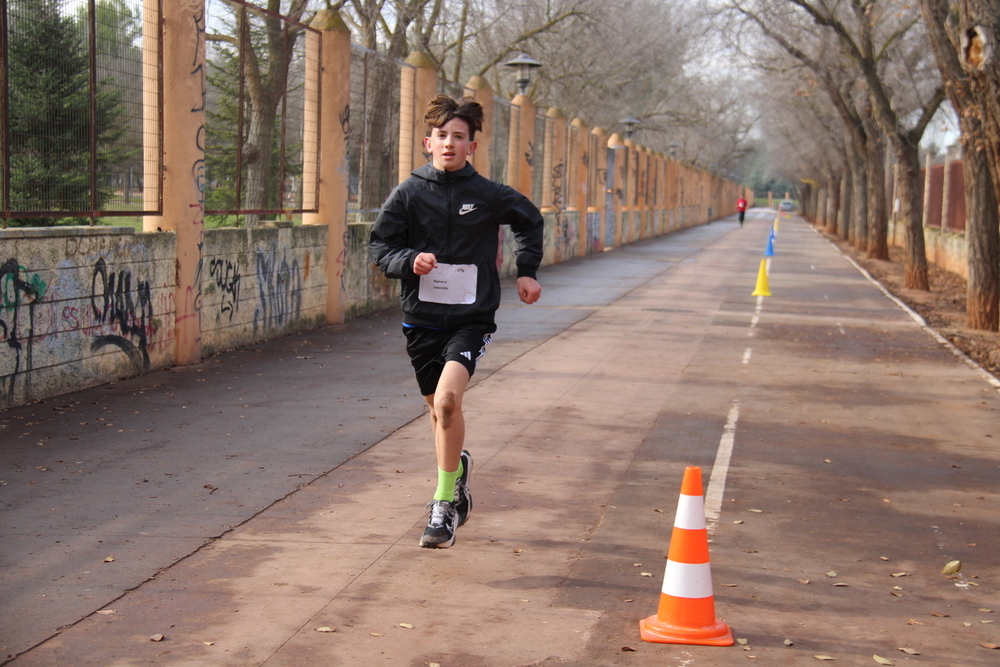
(419, 499, 458, 548)
(454, 449, 473, 526)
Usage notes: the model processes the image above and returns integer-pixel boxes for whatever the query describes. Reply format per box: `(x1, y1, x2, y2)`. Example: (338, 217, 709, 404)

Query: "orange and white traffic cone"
(639, 466, 733, 646)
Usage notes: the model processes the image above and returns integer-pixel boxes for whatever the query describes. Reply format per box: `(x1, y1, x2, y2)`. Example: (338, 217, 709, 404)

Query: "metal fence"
(203, 0, 319, 222)
(0, 0, 161, 227)
(531, 108, 546, 204)
(491, 95, 512, 184)
(347, 44, 404, 223)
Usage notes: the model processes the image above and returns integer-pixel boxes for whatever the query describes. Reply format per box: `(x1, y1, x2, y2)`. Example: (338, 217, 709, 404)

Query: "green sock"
(433, 460, 465, 502)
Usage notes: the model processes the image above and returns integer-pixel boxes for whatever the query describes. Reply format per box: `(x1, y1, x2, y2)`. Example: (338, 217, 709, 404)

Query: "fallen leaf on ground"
(929, 612, 949, 617)
(873, 655, 893, 665)
(978, 608, 993, 613)
(203, 641, 214, 646)
(315, 627, 335, 633)
(979, 643, 999, 649)
(370, 633, 384, 637)
(96, 610, 115, 615)
(896, 648, 919, 655)
(813, 655, 836, 661)
(941, 560, 961, 575)
(640, 572, 653, 577)
(399, 623, 414, 629)
(890, 572, 909, 577)
(907, 619, 924, 625)
(784, 639, 794, 646)
(733, 519, 744, 524)
(737, 638, 749, 645)
(980, 620, 995, 624)
(621, 646, 637, 652)
(103, 556, 115, 563)
(749, 509, 764, 513)
(150, 634, 164, 642)
(798, 579, 810, 584)
(826, 571, 837, 578)
(833, 583, 850, 587)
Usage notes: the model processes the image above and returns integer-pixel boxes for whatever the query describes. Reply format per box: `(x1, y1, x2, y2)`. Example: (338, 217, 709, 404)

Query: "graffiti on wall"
(1, 259, 48, 405)
(209, 258, 241, 320)
(90, 257, 155, 371)
(253, 247, 303, 337)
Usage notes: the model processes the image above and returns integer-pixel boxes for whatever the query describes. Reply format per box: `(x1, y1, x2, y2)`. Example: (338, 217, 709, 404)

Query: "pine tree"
(6, 0, 125, 226)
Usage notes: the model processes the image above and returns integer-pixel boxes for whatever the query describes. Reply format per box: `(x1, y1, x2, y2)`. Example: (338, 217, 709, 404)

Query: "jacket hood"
(412, 162, 478, 183)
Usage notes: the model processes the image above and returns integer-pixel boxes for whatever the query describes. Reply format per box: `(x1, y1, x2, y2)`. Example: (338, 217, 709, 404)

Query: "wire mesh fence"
(1, 0, 161, 227)
(531, 108, 546, 204)
(347, 45, 403, 223)
(203, 0, 319, 224)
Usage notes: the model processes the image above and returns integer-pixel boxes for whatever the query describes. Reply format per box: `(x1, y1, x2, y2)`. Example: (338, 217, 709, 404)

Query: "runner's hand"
(517, 277, 541, 304)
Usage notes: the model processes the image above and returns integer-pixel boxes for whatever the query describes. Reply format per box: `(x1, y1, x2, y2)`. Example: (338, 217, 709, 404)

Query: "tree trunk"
(919, 0, 1000, 329)
(849, 152, 867, 246)
(827, 173, 841, 235)
(959, 0, 1000, 203)
(865, 127, 888, 259)
(894, 140, 929, 290)
(839, 161, 852, 240)
(963, 143, 1000, 330)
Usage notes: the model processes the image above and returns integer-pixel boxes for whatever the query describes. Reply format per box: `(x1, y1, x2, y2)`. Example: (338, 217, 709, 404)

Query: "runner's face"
(425, 118, 476, 172)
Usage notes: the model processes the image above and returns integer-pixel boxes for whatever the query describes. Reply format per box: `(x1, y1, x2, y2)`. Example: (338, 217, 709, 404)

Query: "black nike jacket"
(369, 162, 544, 330)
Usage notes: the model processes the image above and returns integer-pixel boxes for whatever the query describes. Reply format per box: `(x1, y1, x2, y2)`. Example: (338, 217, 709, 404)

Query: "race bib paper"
(418, 263, 477, 305)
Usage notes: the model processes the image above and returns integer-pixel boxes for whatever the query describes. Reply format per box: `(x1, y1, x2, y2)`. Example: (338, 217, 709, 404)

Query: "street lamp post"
(620, 116, 641, 141)
(503, 53, 543, 96)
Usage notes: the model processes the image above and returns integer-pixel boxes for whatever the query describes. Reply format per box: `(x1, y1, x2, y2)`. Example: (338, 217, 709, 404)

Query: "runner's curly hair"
(424, 94, 484, 140)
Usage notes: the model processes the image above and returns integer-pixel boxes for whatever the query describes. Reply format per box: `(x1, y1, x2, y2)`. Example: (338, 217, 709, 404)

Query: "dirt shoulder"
(824, 231, 1000, 382)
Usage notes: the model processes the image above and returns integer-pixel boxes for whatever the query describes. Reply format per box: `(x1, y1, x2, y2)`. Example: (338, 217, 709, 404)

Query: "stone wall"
(201, 224, 329, 356)
(1, 227, 176, 410)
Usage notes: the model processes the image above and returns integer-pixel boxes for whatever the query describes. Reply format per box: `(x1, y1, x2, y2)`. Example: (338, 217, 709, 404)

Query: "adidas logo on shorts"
(460, 351, 472, 361)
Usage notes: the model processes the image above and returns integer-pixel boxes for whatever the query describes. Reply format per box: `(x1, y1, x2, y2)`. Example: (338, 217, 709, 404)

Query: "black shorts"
(403, 325, 494, 396)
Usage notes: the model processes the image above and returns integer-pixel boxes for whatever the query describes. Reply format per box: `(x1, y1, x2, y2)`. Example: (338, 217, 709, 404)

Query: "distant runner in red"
(736, 195, 748, 227)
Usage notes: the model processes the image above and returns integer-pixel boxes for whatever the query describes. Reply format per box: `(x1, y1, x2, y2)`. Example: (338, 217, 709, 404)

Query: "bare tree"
(785, 0, 945, 289)
(918, 0, 999, 330)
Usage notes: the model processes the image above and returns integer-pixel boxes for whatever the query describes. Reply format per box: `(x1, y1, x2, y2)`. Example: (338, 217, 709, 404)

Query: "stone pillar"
(142, 0, 161, 223)
(144, 0, 206, 365)
(399, 52, 437, 182)
(637, 146, 649, 239)
(591, 127, 608, 251)
(608, 133, 625, 248)
(302, 10, 350, 325)
(464, 76, 494, 179)
(508, 94, 536, 198)
(570, 118, 589, 256)
(541, 107, 566, 213)
(622, 139, 636, 244)
(665, 157, 677, 231)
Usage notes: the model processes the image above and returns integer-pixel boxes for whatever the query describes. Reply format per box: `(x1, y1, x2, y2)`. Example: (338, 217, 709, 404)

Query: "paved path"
(3, 211, 999, 666)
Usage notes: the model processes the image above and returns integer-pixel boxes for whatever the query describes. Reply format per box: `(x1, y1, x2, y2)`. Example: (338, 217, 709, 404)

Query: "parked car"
(778, 200, 795, 212)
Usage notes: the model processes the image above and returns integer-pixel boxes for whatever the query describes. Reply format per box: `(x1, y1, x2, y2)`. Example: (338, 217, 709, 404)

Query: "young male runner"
(370, 94, 544, 548)
(736, 194, 748, 227)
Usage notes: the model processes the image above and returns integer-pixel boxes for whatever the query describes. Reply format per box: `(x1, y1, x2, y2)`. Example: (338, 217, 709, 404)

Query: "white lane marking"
(705, 399, 739, 534)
